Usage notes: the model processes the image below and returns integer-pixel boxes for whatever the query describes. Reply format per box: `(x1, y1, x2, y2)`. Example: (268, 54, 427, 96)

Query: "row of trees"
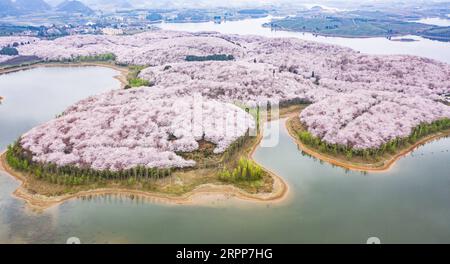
(45, 54, 149, 88)
(7, 137, 261, 186)
(127, 78, 151, 87)
(185, 54, 235, 62)
(6, 143, 173, 186)
(7, 131, 256, 186)
(219, 158, 263, 183)
(298, 118, 450, 160)
(73, 53, 117, 62)
(256, 105, 261, 133)
(221, 129, 252, 163)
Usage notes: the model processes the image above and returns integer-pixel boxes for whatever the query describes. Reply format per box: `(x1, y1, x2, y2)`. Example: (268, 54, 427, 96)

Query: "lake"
(0, 66, 121, 150)
(158, 16, 450, 64)
(1, 33, 450, 243)
(2, 107, 450, 242)
(414, 17, 450, 27)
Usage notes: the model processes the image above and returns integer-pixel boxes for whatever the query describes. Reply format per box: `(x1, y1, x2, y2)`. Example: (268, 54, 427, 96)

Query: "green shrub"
(128, 78, 150, 87)
(74, 53, 116, 62)
(185, 54, 234, 62)
(219, 158, 263, 182)
(126, 65, 152, 88)
(5, 142, 172, 186)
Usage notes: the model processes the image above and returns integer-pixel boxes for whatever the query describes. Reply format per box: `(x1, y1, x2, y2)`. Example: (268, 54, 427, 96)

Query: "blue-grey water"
(158, 16, 450, 64)
(1, 66, 450, 244)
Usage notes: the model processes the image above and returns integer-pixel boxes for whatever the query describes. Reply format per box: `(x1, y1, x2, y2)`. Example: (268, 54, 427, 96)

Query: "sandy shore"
(285, 115, 450, 173)
(0, 146, 288, 210)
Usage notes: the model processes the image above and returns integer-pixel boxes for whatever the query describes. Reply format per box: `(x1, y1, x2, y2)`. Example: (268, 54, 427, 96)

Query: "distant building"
(18, 30, 38, 37)
(214, 16, 222, 24)
(102, 28, 124, 35)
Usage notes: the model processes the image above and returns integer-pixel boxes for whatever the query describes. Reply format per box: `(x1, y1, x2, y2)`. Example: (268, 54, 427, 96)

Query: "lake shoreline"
(0, 62, 130, 89)
(285, 114, 450, 172)
(262, 24, 418, 39)
(0, 134, 289, 209)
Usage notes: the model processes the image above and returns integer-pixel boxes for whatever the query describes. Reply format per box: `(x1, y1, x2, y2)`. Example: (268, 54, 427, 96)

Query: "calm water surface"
(414, 17, 450, 27)
(1, 118, 449, 243)
(158, 16, 450, 64)
(1, 53, 450, 243)
(0, 66, 121, 150)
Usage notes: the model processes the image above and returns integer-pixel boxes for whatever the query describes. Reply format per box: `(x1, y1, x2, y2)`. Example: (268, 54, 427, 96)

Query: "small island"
(264, 11, 450, 42)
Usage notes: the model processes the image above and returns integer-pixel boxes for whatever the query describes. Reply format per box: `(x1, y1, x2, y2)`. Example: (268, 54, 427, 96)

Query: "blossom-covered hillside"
(12, 30, 450, 102)
(138, 60, 322, 104)
(234, 36, 450, 101)
(0, 36, 38, 48)
(20, 88, 255, 171)
(300, 90, 450, 149)
(0, 36, 38, 64)
(17, 31, 245, 66)
(3, 29, 450, 154)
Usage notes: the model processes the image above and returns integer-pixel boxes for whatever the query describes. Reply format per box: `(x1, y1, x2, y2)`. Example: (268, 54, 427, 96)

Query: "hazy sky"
(44, 0, 449, 9)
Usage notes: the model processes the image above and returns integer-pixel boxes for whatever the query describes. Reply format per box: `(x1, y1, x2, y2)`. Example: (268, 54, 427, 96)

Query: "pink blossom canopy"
(5, 29, 450, 163)
(20, 88, 255, 171)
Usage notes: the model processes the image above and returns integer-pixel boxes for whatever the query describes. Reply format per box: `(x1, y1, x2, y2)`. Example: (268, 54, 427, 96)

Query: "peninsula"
(0, 29, 449, 207)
